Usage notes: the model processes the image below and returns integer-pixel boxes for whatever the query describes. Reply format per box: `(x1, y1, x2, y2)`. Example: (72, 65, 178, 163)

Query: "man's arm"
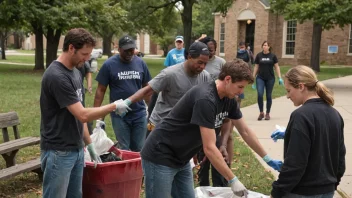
(200, 126, 235, 181)
(141, 83, 153, 105)
(220, 119, 232, 147)
(128, 84, 154, 104)
(85, 72, 92, 94)
(231, 118, 267, 157)
(94, 83, 107, 107)
(67, 101, 116, 123)
(83, 123, 92, 145)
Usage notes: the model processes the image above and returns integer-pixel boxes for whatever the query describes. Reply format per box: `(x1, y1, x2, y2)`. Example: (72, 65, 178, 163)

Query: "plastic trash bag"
(100, 152, 122, 162)
(84, 121, 114, 162)
(194, 187, 269, 198)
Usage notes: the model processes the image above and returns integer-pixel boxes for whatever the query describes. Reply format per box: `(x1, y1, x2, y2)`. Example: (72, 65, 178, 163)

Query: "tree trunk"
(102, 34, 113, 57)
(13, 32, 21, 49)
(181, 1, 194, 51)
(310, 23, 322, 72)
(0, 32, 7, 60)
(33, 24, 45, 70)
(46, 27, 61, 68)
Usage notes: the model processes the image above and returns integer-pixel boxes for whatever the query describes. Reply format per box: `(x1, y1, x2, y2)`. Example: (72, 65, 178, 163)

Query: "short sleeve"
(142, 61, 152, 84)
(273, 54, 278, 64)
(228, 99, 242, 120)
(95, 62, 110, 86)
(50, 76, 80, 108)
(85, 62, 92, 73)
(255, 53, 260, 64)
(190, 99, 216, 129)
(164, 52, 171, 66)
(148, 69, 168, 92)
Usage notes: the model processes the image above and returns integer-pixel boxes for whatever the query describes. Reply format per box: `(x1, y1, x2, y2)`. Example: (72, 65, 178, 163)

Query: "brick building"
(213, 0, 352, 65)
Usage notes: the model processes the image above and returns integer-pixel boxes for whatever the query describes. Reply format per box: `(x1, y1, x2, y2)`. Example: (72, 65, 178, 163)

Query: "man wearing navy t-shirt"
(94, 35, 152, 151)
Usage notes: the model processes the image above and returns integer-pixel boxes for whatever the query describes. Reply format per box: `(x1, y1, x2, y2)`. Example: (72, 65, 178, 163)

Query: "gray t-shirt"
(40, 61, 84, 150)
(148, 63, 211, 125)
(204, 55, 226, 80)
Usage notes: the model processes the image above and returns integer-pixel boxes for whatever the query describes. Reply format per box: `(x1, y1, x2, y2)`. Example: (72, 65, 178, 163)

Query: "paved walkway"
(241, 76, 352, 197)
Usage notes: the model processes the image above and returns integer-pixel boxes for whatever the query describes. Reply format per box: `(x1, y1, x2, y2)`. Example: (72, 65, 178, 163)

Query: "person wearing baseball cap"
(164, 35, 185, 67)
(94, 35, 152, 152)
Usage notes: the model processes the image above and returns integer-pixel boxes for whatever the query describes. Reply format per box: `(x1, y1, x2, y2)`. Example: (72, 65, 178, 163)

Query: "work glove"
(113, 99, 132, 116)
(251, 84, 256, 90)
(271, 125, 286, 142)
(229, 176, 248, 197)
(278, 78, 284, 85)
(263, 155, 283, 171)
(96, 120, 105, 130)
(87, 143, 102, 168)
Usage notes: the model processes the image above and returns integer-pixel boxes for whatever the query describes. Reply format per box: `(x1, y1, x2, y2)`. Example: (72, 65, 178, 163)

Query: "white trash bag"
(84, 120, 114, 162)
(194, 187, 269, 198)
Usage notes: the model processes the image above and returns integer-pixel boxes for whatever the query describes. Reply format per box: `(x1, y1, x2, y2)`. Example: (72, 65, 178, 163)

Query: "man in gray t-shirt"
(113, 42, 212, 130)
(148, 62, 210, 125)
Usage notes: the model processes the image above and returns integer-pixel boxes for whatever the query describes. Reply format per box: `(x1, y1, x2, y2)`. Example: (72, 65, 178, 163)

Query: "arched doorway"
(237, 10, 256, 53)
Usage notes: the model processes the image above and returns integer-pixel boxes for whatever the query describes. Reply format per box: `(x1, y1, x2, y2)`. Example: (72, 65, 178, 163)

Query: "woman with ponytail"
(270, 65, 346, 198)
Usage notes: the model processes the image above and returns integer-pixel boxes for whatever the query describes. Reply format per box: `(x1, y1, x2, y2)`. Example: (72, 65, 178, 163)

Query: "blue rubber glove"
(114, 99, 132, 117)
(251, 84, 256, 89)
(278, 78, 284, 85)
(271, 125, 286, 142)
(263, 155, 283, 171)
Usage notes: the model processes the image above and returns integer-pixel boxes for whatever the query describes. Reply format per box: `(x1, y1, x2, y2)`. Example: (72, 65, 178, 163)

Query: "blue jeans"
(142, 159, 195, 198)
(41, 149, 84, 198)
(283, 191, 334, 198)
(256, 76, 275, 113)
(111, 115, 147, 151)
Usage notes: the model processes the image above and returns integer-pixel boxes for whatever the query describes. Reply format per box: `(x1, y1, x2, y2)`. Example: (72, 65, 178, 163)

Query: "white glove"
(96, 120, 105, 128)
(113, 99, 132, 116)
(229, 177, 248, 197)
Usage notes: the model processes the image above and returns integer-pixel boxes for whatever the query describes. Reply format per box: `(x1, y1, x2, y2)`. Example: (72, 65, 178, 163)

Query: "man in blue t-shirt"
(164, 35, 185, 67)
(94, 35, 152, 151)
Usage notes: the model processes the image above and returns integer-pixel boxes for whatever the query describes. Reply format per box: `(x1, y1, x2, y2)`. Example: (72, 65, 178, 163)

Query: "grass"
(1, 57, 352, 197)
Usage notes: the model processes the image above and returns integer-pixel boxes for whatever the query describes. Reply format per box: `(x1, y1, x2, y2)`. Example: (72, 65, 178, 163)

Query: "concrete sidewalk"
(240, 76, 352, 197)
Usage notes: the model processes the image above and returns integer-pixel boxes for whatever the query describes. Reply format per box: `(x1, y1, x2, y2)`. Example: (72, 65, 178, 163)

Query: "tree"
(0, 0, 24, 59)
(130, 0, 233, 50)
(23, 0, 87, 70)
(85, 0, 130, 57)
(270, 0, 352, 72)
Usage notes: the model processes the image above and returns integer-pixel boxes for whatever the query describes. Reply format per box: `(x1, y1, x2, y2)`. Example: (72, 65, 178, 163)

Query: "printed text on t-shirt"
(117, 71, 141, 80)
(215, 111, 228, 128)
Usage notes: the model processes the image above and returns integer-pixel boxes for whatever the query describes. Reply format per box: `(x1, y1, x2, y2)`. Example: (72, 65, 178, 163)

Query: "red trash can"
(83, 148, 143, 198)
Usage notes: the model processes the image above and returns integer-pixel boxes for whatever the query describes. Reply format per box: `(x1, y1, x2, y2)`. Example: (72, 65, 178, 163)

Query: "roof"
(259, 0, 270, 7)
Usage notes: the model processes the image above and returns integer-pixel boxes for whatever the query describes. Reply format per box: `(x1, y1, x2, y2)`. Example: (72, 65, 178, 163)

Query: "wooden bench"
(0, 112, 42, 180)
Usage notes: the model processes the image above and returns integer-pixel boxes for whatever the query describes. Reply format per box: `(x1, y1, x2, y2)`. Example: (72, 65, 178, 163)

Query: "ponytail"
(315, 81, 334, 106)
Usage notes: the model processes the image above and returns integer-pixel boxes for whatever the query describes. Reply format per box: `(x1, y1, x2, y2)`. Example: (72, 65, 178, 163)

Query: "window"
(349, 25, 352, 54)
(282, 20, 297, 57)
(219, 23, 225, 55)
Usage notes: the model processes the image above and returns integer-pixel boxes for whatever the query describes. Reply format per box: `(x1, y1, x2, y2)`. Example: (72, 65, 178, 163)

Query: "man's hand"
(251, 84, 256, 90)
(219, 145, 229, 163)
(229, 177, 248, 197)
(87, 143, 102, 168)
(113, 99, 132, 116)
(263, 155, 283, 171)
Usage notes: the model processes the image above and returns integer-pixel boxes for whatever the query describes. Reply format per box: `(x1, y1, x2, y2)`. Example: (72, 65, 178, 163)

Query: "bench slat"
(0, 137, 40, 155)
(0, 158, 41, 180)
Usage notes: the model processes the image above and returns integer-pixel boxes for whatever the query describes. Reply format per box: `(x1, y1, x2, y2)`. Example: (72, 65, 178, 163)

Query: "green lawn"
(1, 58, 352, 197)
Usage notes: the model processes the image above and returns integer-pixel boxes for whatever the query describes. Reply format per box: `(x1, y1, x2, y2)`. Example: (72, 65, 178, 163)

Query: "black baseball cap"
(188, 42, 210, 56)
(118, 35, 136, 50)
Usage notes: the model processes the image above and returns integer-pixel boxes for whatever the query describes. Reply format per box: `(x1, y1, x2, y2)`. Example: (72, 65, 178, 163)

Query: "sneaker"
(257, 112, 264, 121)
(265, 113, 270, 120)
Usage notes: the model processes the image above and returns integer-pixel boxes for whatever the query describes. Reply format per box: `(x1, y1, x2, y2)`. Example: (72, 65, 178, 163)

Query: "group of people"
(39, 28, 345, 198)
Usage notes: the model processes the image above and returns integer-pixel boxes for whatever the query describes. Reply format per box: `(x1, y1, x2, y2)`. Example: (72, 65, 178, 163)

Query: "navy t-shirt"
(141, 81, 242, 168)
(96, 55, 152, 121)
(255, 52, 278, 80)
